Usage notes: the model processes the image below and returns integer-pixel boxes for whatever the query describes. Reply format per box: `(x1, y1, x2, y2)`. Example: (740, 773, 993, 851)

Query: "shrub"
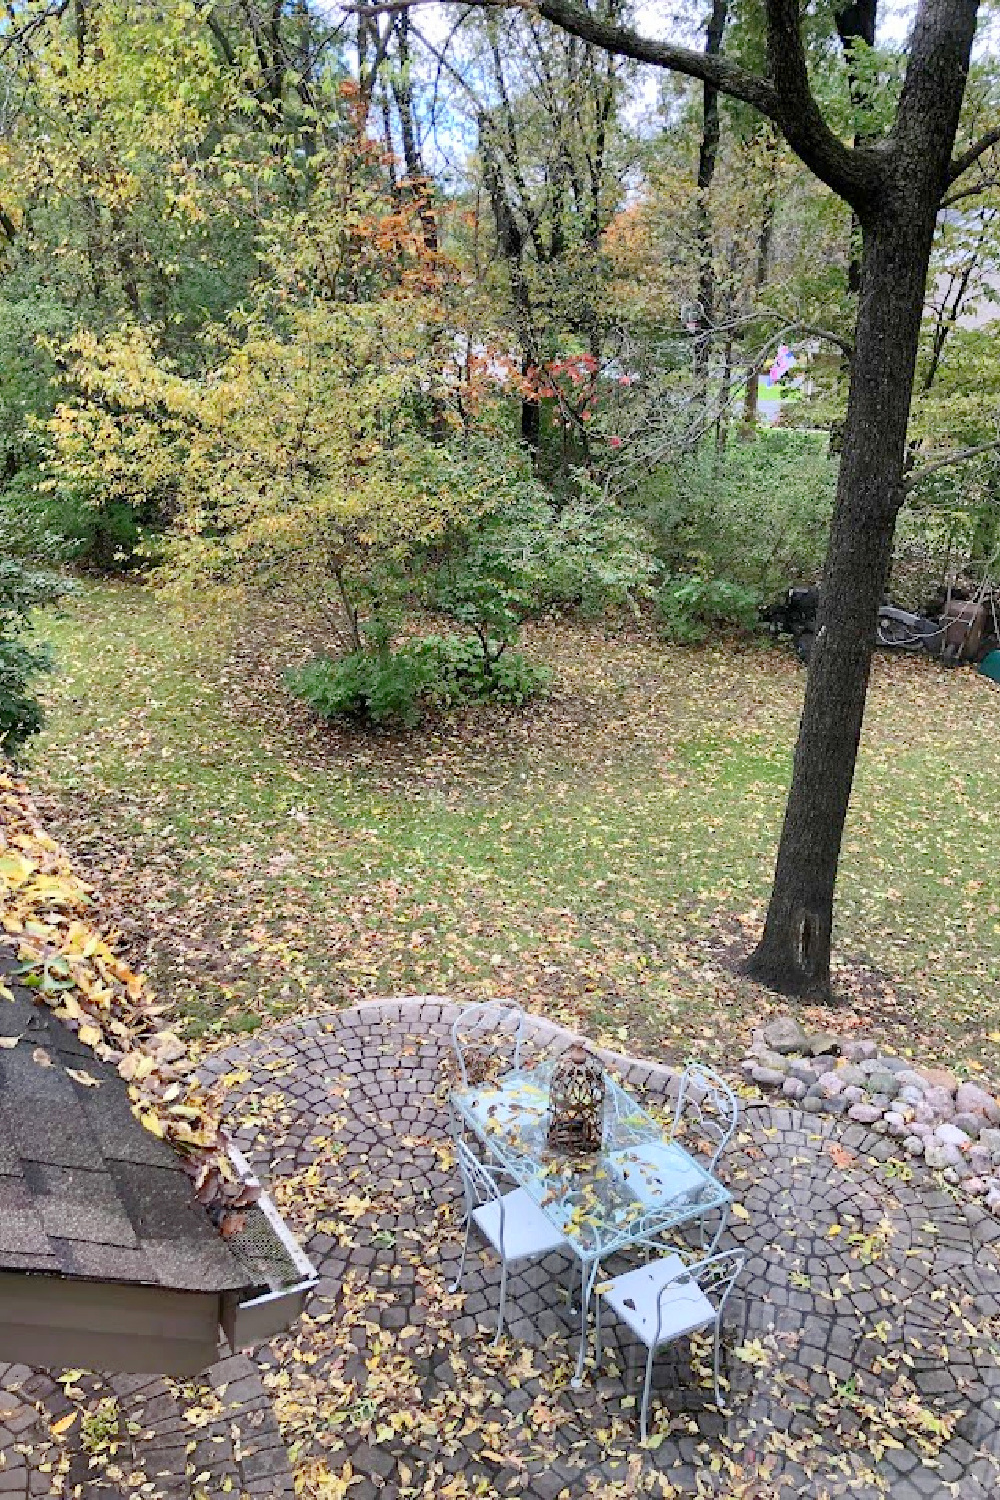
(286, 634, 550, 728)
(638, 429, 836, 596)
(655, 574, 760, 644)
(0, 560, 63, 758)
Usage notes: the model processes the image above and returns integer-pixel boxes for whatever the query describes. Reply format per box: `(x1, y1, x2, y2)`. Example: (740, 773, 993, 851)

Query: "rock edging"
(742, 1015, 1000, 1213)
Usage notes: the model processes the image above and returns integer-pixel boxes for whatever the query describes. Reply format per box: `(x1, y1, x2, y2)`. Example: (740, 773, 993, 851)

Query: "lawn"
(32, 579, 1000, 1076)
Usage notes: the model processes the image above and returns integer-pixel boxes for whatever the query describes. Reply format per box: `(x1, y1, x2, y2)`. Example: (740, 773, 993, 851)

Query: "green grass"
(31, 579, 1000, 1075)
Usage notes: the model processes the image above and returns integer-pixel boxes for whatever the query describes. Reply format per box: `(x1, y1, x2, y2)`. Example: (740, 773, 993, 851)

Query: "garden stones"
(956, 1082, 1000, 1124)
(739, 1013, 1000, 1217)
(762, 1016, 810, 1055)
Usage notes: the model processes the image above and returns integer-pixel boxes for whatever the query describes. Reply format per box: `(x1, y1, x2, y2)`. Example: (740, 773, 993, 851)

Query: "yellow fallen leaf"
(78, 1023, 103, 1048)
(50, 1411, 78, 1437)
(65, 1067, 101, 1089)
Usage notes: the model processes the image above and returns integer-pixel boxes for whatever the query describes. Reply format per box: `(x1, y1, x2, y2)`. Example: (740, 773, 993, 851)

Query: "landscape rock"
(884, 1113, 909, 1138)
(848, 1104, 882, 1124)
(965, 1177, 987, 1197)
(751, 1066, 787, 1088)
(834, 1063, 868, 1090)
(968, 1146, 993, 1175)
(898, 1086, 925, 1107)
(822, 1096, 849, 1116)
(932, 1122, 971, 1149)
(904, 1135, 925, 1158)
(921, 1086, 956, 1116)
(842, 1040, 878, 1063)
(868, 1094, 894, 1112)
(955, 1082, 1000, 1124)
(925, 1142, 964, 1171)
(918, 1066, 958, 1095)
(878, 1056, 910, 1074)
(782, 1078, 807, 1101)
(907, 1120, 931, 1138)
(762, 1017, 810, 1055)
(801, 1096, 824, 1114)
(817, 1071, 844, 1097)
(806, 1032, 842, 1057)
(987, 1187, 1000, 1214)
(895, 1070, 927, 1091)
(842, 1086, 866, 1105)
(952, 1112, 982, 1139)
(789, 1059, 823, 1085)
(866, 1071, 899, 1098)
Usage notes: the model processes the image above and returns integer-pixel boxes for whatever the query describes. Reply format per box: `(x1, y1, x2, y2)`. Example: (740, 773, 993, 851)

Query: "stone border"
(741, 1015, 1000, 1214)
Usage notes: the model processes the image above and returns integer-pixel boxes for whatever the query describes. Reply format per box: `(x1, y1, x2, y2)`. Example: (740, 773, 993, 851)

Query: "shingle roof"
(0, 959, 249, 1294)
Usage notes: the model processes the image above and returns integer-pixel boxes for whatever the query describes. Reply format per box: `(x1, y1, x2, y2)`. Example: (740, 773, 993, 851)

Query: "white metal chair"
(450, 1135, 570, 1344)
(670, 1061, 738, 1174)
(595, 1248, 745, 1441)
(451, 1000, 525, 1089)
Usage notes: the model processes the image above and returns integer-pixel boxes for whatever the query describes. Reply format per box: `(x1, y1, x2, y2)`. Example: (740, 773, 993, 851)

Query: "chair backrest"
(451, 1001, 525, 1088)
(453, 1133, 504, 1218)
(670, 1061, 738, 1173)
(658, 1249, 745, 1327)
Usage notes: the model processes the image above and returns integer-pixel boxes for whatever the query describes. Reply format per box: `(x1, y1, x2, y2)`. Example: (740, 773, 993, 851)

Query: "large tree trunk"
(743, 198, 944, 997)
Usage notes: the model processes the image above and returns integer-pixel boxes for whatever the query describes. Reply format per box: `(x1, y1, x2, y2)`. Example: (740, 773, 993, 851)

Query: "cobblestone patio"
(2, 998, 1000, 1497)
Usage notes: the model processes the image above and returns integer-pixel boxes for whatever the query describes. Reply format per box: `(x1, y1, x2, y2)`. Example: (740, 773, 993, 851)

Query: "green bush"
(638, 429, 836, 596)
(0, 560, 63, 758)
(655, 574, 760, 644)
(286, 634, 550, 729)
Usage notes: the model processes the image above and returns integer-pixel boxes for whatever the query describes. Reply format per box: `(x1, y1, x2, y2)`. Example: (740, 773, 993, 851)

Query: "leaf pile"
(0, 769, 256, 1233)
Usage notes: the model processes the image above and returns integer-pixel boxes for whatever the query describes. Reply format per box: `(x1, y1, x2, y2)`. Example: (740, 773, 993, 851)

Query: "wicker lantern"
(547, 1045, 605, 1154)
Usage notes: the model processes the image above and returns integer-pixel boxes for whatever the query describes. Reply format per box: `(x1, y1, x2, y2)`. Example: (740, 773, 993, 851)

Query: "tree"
(477, 0, 997, 999)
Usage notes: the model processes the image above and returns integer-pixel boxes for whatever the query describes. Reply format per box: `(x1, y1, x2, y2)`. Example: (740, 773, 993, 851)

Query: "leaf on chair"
(623, 1297, 636, 1310)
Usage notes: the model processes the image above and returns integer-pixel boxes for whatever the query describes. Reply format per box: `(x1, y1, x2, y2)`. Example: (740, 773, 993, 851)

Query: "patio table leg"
(571, 1261, 599, 1388)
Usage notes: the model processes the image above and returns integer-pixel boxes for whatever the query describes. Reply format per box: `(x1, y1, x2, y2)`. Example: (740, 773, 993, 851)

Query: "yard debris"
(0, 770, 256, 1233)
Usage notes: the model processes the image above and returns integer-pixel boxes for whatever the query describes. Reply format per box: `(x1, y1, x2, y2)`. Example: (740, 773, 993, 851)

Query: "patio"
(2, 998, 999, 1497)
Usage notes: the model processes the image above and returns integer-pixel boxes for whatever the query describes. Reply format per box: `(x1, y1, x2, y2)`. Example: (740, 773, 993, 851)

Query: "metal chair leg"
(713, 1317, 722, 1406)
(494, 1256, 508, 1345)
(595, 1295, 603, 1369)
(640, 1345, 655, 1444)
(449, 1220, 472, 1293)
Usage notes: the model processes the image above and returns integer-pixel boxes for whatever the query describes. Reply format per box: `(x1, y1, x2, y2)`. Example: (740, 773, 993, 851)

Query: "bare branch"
(903, 439, 1000, 494)
(940, 176, 1000, 210)
(948, 125, 1000, 186)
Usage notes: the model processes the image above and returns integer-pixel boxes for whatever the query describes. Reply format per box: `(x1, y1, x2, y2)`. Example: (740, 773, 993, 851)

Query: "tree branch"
(530, 0, 781, 121)
(948, 125, 1000, 186)
(903, 439, 1000, 494)
(940, 176, 1000, 211)
(520, 0, 881, 212)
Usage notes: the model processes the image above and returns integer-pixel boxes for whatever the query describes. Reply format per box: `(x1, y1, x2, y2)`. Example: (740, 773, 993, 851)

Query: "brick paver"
(2, 997, 999, 1497)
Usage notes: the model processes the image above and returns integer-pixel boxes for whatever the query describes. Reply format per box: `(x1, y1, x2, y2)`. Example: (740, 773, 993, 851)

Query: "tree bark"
(743, 209, 932, 994)
(744, 0, 980, 997)
(693, 0, 727, 385)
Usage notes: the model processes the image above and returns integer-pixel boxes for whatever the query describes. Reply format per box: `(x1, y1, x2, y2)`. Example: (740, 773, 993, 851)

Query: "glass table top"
(451, 1060, 731, 1260)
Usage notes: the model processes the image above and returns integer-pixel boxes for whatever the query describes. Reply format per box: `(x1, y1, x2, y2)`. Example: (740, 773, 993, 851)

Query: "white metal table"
(450, 1060, 732, 1383)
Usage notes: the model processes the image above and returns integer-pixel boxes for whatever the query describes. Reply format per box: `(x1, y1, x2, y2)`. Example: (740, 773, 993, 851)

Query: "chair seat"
(473, 1188, 568, 1262)
(601, 1254, 715, 1348)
